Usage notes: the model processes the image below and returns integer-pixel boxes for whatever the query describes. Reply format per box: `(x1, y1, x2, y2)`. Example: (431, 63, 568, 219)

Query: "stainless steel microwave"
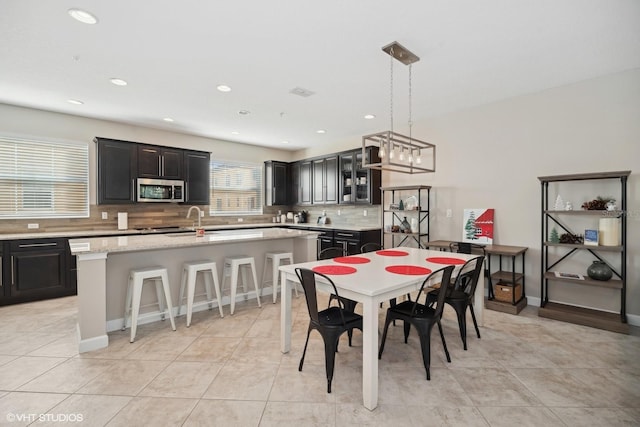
(136, 178, 184, 202)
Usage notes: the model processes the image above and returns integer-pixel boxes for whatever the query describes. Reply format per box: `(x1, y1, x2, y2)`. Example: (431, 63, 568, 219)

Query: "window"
(210, 160, 262, 216)
(0, 136, 89, 218)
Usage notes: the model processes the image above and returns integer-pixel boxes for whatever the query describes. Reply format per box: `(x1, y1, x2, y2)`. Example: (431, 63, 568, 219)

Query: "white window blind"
(210, 160, 262, 216)
(0, 136, 89, 218)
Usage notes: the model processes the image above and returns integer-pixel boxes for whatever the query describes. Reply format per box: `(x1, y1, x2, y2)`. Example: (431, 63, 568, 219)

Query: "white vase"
(410, 218, 418, 233)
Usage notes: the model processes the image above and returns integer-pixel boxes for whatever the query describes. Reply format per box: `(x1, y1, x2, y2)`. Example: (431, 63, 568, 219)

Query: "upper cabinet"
(95, 137, 137, 204)
(339, 147, 381, 205)
(96, 137, 210, 205)
(312, 155, 338, 204)
(138, 144, 183, 179)
(291, 160, 312, 205)
(286, 146, 381, 207)
(183, 150, 211, 205)
(264, 161, 290, 206)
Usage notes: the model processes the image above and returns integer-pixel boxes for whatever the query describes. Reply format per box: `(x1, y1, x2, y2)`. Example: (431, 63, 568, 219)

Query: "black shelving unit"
(381, 186, 430, 248)
(538, 170, 630, 333)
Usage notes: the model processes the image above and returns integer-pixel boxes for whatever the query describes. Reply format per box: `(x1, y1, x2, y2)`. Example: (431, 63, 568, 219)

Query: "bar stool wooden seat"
(123, 266, 176, 342)
(222, 256, 262, 314)
(178, 260, 224, 327)
(262, 251, 296, 303)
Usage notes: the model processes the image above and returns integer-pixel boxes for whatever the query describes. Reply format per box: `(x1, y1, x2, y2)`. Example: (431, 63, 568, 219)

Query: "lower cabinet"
(0, 238, 75, 306)
(334, 229, 381, 256)
(306, 227, 381, 258)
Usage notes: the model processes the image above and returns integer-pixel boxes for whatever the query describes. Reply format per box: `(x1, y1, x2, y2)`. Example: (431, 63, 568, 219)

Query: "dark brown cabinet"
(291, 160, 313, 205)
(95, 137, 137, 204)
(1, 238, 75, 306)
(183, 150, 210, 205)
(334, 229, 381, 256)
(138, 144, 183, 179)
(265, 161, 290, 206)
(312, 156, 338, 204)
(339, 147, 381, 205)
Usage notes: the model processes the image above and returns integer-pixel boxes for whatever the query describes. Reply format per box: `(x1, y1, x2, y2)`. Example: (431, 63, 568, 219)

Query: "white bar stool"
(178, 260, 225, 327)
(222, 255, 262, 314)
(123, 266, 176, 343)
(262, 251, 296, 303)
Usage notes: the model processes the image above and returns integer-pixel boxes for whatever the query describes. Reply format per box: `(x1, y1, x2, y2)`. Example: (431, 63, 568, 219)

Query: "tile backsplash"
(0, 204, 381, 235)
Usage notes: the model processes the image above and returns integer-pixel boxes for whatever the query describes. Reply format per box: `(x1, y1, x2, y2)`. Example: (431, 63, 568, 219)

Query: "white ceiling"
(1, 1, 639, 151)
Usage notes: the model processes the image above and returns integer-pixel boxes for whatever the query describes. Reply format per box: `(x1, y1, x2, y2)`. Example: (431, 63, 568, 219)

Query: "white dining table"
(279, 247, 483, 411)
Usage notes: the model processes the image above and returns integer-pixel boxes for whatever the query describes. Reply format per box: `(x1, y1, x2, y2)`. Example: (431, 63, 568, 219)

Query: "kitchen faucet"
(186, 206, 202, 228)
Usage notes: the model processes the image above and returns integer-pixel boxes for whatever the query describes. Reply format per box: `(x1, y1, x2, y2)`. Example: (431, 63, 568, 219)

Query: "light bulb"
(378, 141, 386, 158)
(399, 148, 405, 161)
(416, 149, 422, 164)
(408, 150, 413, 163)
(389, 145, 395, 160)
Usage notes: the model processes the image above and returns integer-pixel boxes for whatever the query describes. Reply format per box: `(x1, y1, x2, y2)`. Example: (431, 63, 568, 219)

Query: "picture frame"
(584, 229, 599, 246)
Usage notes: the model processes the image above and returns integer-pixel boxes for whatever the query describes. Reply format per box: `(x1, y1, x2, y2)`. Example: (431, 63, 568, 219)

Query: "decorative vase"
(586, 261, 613, 281)
(401, 217, 411, 233)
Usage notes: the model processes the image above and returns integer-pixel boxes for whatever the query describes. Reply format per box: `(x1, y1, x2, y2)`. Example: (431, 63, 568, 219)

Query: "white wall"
(0, 104, 294, 205)
(300, 68, 640, 319)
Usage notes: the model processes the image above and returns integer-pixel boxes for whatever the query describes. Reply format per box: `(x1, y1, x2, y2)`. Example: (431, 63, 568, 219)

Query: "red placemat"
(312, 265, 357, 275)
(334, 256, 371, 264)
(376, 250, 409, 257)
(385, 265, 432, 275)
(426, 257, 466, 265)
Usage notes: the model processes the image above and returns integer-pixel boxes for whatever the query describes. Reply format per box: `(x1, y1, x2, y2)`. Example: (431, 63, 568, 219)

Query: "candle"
(598, 217, 620, 246)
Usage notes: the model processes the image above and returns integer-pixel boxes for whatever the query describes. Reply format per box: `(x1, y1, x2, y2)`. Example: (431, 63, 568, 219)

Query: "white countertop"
(1, 222, 380, 241)
(69, 227, 320, 255)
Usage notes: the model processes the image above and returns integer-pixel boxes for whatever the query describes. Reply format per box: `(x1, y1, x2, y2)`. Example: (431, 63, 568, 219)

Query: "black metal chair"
(320, 246, 358, 342)
(360, 242, 382, 253)
(378, 265, 456, 380)
(318, 247, 345, 260)
(295, 268, 363, 393)
(426, 255, 485, 350)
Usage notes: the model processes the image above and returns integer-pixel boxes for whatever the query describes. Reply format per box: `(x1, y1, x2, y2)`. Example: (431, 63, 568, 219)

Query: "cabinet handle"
(18, 243, 57, 248)
(159, 157, 164, 176)
(0, 255, 2, 288)
(132, 179, 136, 201)
(336, 233, 353, 237)
(11, 255, 14, 287)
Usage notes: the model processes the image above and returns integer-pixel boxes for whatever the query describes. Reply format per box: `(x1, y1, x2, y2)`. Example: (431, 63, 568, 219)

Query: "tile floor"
(0, 295, 639, 426)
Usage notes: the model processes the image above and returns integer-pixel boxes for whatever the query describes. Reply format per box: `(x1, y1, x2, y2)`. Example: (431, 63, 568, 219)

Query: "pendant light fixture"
(363, 41, 435, 174)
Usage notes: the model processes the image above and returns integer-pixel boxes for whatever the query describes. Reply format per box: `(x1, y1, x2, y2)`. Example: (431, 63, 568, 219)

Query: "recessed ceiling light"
(316, 129, 326, 134)
(231, 131, 240, 135)
(163, 117, 174, 122)
(281, 140, 289, 144)
(217, 85, 231, 92)
(110, 78, 127, 86)
(68, 8, 98, 24)
(67, 99, 84, 105)
(364, 114, 375, 119)
(238, 110, 250, 115)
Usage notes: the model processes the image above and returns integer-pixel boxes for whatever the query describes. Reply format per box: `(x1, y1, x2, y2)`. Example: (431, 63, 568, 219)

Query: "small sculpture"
(554, 195, 564, 211)
(565, 201, 573, 211)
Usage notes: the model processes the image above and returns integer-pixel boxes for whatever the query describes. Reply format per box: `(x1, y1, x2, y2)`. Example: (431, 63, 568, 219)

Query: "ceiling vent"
(289, 87, 315, 97)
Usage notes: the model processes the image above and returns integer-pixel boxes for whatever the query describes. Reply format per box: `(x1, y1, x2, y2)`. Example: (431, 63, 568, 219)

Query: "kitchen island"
(69, 227, 319, 353)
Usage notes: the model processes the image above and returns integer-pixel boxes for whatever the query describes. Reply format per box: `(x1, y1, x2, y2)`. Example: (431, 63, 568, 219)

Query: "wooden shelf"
(538, 302, 629, 334)
(543, 209, 624, 216)
(543, 272, 622, 289)
(544, 242, 623, 252)
(491, 270, 524, 283)
(485, 297, 527, 315)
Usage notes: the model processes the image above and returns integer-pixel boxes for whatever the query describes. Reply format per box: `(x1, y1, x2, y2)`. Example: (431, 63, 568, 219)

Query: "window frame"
(0, 135, 90, 219)
(209, 159, 263, 217)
